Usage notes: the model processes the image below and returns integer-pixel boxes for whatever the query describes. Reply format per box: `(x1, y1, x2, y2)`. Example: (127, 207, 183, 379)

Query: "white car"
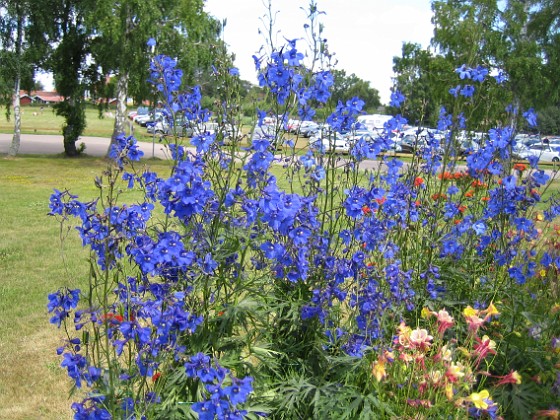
(310, 129, 349, 153)
(517, 144, 560, 162)
(345, 130, 402, 153)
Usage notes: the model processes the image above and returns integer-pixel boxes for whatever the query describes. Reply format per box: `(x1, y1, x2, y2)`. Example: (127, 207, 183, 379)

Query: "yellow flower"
(535, 212, 544, 221)
(372, 358, 387, 382)
(540, 268, 547, 278)
(484, 302, 499, 317)
(445, 383, 454, 400)
(463, 305, 478, 318)
(512, 371, 522, 384)
(467, 390, 490, 409)
(440, 344, 453, 362)
(421, 306, 432, 319)
(481, 335, 496, 350)
(447, 362, 465, 380)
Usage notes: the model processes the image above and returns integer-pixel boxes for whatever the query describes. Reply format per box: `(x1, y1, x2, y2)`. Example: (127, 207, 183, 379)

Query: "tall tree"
(49, 0, 90, 157)
(87, 0, 224, 147)
(0, 0, 34, 157)
(429, 0, 550, 129)
(528, 0, 560, 105)
(327, 69, 381, 112)
(391, 42, 455, 126)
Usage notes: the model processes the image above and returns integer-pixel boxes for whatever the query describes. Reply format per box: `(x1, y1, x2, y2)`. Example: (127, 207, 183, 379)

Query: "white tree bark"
(8, 8, 24, 157)
(8, 77, 21, 157)
(109, 72, 129, 148)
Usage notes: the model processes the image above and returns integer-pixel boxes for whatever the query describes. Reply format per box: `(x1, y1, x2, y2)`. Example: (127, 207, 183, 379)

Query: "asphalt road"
(0, 133, 388, 171)
(0, 133, 171, 159)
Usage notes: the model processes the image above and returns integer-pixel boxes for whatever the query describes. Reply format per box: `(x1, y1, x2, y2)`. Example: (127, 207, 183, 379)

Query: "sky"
(204, 0, 435, 104)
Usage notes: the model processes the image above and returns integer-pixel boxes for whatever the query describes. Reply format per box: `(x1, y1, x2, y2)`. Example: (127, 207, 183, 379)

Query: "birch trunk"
(110, 72, 129, 150)
(8, 8, 24, 157)
(8, 77, 21, 157)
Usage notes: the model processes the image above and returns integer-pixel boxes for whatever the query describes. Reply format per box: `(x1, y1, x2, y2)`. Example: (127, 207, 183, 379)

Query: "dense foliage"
(393, 0, 560, 134)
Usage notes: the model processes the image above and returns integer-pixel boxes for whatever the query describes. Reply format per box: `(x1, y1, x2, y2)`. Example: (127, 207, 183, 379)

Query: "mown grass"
(0, 105, 118, 138)
(0, 155, 174, 419)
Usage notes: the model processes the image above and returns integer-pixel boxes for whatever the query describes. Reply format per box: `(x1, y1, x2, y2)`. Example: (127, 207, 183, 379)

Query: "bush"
(47, 9, 560, 420)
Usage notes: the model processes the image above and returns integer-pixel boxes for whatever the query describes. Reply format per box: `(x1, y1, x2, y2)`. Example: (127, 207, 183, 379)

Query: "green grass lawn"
(0, 105, 117, 137)
(0, 156, 175, 419)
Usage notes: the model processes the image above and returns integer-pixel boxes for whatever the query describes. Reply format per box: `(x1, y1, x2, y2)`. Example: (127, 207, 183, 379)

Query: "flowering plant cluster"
(46, 9, 560, 419)
(370, 304, 512, 418)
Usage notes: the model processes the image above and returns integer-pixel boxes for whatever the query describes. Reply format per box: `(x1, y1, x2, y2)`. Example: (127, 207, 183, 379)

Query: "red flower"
(513, 163, 527, 172)
(101, 313, 124, 323)
(414, 177, 424, 187)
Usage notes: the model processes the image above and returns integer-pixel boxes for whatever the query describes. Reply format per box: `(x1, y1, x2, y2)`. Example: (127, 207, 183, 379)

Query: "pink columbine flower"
(466, 315, 485, 334)
(409, 327, 433, 351)
(434, 309, 454, 335)
(473, 335, 497, 367)
(495, 370, 522, 386)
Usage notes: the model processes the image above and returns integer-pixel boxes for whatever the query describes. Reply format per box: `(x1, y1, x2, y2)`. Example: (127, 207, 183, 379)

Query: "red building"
(18, 90, 65, 105)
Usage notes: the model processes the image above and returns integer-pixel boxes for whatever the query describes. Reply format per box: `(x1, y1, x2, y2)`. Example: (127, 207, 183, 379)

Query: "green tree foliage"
(528, 0, 560, 107)
(49, 1, 90, 157)
(0, 0, 36, 156)
(327, 69, 381, 112)
(535, 105, 560, 134)
(392, 0, 560, 133)
(86, 0, 227, 143)
(391, 43, 455, 126)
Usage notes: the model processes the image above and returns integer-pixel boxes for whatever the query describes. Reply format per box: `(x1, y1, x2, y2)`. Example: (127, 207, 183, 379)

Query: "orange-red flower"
(513, 163, 527, 172)
(101, 313, 124, 323)
(432, 193, 447, 201)
(414, 177, 424, 187)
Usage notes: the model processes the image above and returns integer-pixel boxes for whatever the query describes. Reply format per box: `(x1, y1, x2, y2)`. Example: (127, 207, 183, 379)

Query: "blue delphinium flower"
(455, 64, 471, 79)
(494, 70, 508, 84)
(185, 354, 253, 418)
(109, 133, 144, 168)
(523, 108, 538, 127)
(471, 65, 488, 82)
(48, 288, 81, 327)
(389, 90, 405, 108)
(460, 85, 475, 98)
(71, 396, 111, 420)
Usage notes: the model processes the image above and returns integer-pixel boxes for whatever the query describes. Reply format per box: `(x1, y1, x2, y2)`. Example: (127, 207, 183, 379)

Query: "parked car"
(344, 130, 402, 153)
(135, 111, 164, 127)
(147, 117, 195, 137)
(148, 119, 232, 140)
(298, 121, 320, 137)
(356, 114, 393, 132)
(128, 106, 149, 121)
(286, 119, 301, 133)
(517, 143, 560, 162)
(310, 128, 349, 154)
(400, 129, 445, 155)
(251, 124, 286, 149)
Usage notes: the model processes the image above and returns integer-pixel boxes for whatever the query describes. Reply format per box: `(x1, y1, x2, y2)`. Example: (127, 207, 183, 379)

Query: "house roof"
(19, 90, 65, 103)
